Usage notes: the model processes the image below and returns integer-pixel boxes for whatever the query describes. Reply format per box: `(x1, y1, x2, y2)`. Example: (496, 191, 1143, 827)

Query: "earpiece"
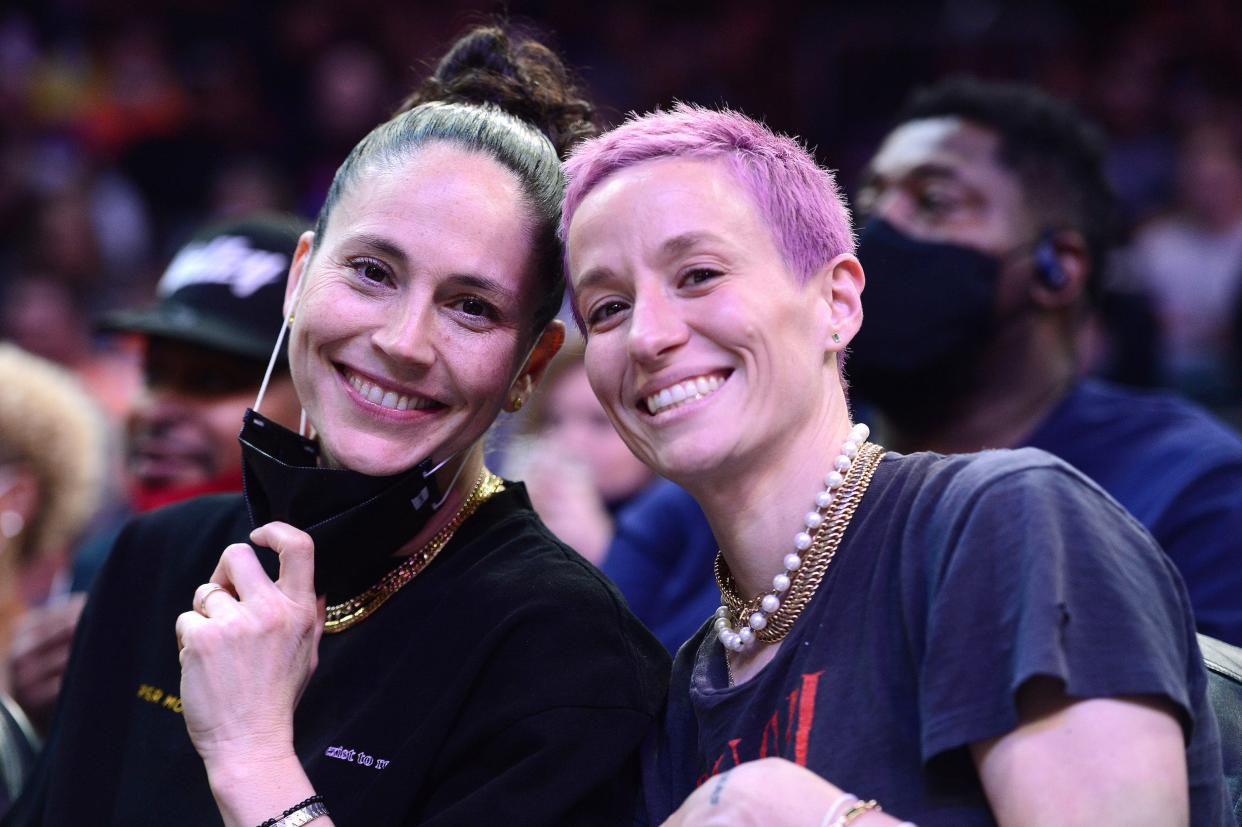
(1034, 232, 1068, 290)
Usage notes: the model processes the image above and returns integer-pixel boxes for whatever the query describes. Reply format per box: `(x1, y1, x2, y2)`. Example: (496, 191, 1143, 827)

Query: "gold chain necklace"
(715, 441, 885, 648)
(323, 469, 505, 634)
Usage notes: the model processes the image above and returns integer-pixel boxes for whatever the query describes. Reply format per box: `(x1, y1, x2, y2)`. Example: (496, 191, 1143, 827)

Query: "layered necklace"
(714, 423, 885, 653)
(323, 468, 505, 634)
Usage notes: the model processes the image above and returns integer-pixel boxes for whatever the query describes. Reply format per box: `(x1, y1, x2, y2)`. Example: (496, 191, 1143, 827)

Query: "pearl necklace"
(713, 422, 874, 653)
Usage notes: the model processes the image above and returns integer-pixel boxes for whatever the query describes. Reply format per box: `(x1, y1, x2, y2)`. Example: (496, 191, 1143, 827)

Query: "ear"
(0, 465, 40, 525)
(809, 253, 865, 353)
(283, 231, 316, 318)
(508, 320, 566, 410)
(1030, 229, 1089, 311)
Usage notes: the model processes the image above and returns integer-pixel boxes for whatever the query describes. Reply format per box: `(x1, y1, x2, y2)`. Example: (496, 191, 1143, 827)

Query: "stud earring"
(509, 394, 524, 412)
(831, 332, 841, 343)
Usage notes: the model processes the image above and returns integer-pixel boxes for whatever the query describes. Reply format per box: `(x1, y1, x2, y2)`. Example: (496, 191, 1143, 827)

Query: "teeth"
(645, 374, 724, 415)
(345, 370, 435, 412)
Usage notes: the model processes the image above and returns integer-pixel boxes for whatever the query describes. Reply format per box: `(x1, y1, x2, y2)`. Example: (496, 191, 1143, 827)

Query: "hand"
(7, 593, 87, 733)
(175, 522, 324, 771)
(661, 758, 851, 827)
(524, 453, 613, 565)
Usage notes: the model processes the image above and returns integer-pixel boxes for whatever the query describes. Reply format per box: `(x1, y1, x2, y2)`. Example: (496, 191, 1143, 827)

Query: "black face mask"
(847, 218, 1002, 434)
(239, 408, 445, 598)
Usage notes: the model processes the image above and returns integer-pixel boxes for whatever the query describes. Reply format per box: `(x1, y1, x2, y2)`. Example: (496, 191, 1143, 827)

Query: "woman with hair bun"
(8, 27, 668, 826)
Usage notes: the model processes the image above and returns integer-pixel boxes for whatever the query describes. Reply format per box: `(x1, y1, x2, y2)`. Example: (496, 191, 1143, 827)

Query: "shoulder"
(460, 483, 668, 644)
(105, 494, 250, 583)
(879, 448, 1169, 578)
(441, 484, 670, 712)
(881, 447, 1100, 516)
(1078, 379, 1242, 456)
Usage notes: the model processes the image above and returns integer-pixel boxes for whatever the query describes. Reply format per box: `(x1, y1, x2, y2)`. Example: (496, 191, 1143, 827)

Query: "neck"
(686, 387, 855, 599)
(886, 317, 1078, 455)
(392, 447, 485, 558)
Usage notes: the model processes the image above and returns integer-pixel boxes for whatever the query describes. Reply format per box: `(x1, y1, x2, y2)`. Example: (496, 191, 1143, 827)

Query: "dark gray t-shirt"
(643, 449, 1228, 826)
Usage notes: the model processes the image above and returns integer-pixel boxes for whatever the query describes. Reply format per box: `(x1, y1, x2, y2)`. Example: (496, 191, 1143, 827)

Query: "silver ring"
(194, 582, 229, 615)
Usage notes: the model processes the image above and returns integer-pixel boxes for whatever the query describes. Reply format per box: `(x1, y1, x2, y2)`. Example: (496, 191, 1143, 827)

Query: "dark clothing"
(1026, 378, 1242, 644)
(602, 480, 720, 655)
(9, 485, 669, 826)
(644, 450, 1228, 826)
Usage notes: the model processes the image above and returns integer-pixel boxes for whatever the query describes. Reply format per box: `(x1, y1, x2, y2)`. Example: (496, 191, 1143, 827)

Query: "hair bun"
(399, 26, 596, 158)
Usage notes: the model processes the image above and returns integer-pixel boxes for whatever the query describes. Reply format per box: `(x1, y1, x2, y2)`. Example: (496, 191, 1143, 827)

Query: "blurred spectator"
(1128, 117, 1242, 406)
(850, 77, 1242, 644)
(517, 346, 719, 653)
(5, 215, 305, 745)
(92, 213, 305, 539)
(0, 344, 107, 810)
(518, 345, 657, 565)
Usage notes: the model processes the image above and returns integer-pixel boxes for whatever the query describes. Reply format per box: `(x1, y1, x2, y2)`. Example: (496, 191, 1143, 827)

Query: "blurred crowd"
(4, 0, 1242, 786)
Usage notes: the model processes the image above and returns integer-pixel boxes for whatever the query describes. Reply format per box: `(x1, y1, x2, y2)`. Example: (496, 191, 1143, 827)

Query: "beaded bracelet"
(257, 795, 328, 827)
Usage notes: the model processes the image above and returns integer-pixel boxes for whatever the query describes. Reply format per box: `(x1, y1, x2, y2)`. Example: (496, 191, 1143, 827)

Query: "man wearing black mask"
(850, 78, 1242, 645)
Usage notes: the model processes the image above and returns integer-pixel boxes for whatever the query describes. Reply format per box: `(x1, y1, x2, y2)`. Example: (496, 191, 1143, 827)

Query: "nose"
(371, 295, 437, 368)
(626, 284, 688, 366)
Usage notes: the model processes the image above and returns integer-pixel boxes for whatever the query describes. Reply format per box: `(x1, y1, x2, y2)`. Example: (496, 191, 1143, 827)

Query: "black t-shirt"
(8, 484, 670, 826)
(643, 449, 1228, 826)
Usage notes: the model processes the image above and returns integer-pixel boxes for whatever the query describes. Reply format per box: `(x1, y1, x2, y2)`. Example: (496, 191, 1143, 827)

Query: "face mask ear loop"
(254, 273, 307, 415)
(427, 336, 542, 509)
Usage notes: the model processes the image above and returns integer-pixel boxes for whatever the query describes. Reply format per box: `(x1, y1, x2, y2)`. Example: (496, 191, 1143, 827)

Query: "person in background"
(1127, 118, 1242, 406)
(562, 102, 1225, 826)
(97, 213, 305, 526)
(520, 344, 658, 564)
(5, 214, 305, 739)
(0, 344, 107, 815)
(521, 345, 719, 653)
(849, 78, 1242, 645)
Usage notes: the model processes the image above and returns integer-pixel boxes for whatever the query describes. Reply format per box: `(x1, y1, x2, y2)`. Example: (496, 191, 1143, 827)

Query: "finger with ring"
(194, 582, 234, 616)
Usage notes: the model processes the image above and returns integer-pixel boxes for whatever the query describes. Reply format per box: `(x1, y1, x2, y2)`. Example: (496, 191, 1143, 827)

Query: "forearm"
(206, 752, 335, 827)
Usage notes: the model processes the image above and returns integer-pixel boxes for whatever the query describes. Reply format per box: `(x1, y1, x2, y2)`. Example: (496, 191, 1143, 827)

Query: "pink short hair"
(560, 103, 855, 329)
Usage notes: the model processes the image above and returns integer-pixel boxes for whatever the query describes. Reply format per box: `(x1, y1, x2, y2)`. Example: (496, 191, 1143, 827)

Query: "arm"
(658, 759, 906, 827)
(175, 522, 335, 827)
(972, 677, 1188, 827)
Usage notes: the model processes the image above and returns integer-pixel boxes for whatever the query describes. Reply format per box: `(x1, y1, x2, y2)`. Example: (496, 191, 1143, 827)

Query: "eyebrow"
(659, 231, 730, 259)
(341, 232, 409, 265)
(447, 273, 518, 304)
(866, 162, 963, 188)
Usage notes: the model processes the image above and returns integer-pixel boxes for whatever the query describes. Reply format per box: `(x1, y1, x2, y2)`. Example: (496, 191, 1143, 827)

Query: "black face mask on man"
(846, 217, 1003, 434)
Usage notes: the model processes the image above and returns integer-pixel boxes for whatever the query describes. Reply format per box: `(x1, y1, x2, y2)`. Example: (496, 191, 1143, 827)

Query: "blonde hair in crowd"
(0, 343, 107, 564)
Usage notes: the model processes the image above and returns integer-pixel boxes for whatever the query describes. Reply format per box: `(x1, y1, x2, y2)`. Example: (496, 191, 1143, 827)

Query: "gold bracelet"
(835, 799, 881, 826)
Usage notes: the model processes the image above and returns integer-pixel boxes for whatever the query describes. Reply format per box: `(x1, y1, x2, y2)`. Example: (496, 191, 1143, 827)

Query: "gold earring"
(510, 394, 524, 412)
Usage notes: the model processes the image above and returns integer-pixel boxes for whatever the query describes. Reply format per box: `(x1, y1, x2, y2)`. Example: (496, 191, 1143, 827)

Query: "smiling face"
(285, 143, 547, 477)
(567, 157, 839, 483)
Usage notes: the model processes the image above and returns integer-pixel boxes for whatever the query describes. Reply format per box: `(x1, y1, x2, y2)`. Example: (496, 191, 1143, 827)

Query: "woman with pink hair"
(561, 104, 1226, 827)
